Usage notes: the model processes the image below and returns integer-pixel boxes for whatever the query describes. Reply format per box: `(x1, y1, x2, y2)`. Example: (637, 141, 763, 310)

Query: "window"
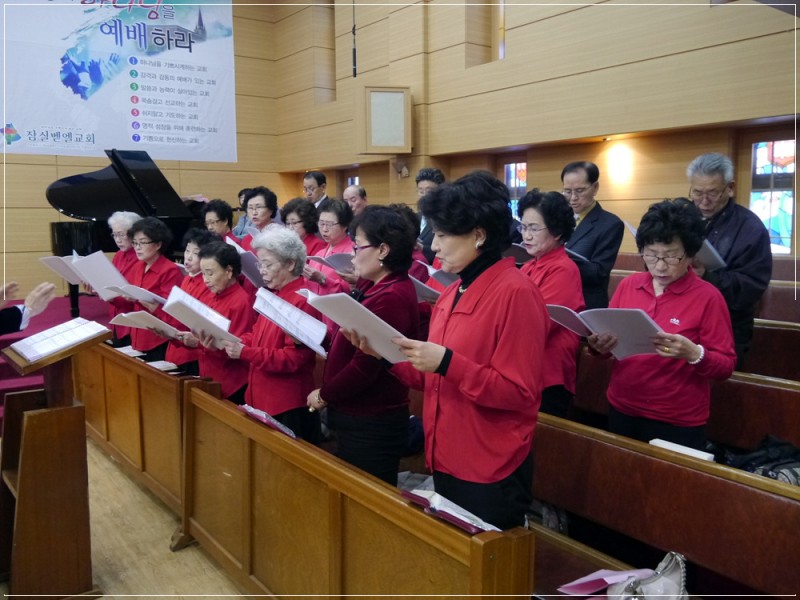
(347, 176, 359, 186)
(503, 162, 527, 217)
(749, 140, 794, 254)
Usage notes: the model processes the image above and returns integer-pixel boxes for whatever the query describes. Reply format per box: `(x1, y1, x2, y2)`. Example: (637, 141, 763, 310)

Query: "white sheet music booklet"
(253, 288, 328, 358)
(163, 286, 240, 350)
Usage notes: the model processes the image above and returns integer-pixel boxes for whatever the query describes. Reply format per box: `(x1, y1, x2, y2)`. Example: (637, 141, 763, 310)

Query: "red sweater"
(239, 278, 320, 415)
(321, 272, 419, 417)
(198, 283, 257, 398)
(520, 246, 585, 394)
(392, 258, 548, 483)
(165, 274, 211, 366)
(607, 269, 736, 427)
(128, 255, 183, 351)
(108, 247, 139, 339)
(302, 234, 326, 257)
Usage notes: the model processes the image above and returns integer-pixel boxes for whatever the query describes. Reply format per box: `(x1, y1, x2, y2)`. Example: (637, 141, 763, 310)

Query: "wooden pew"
(738, 318, 800, 381)
(174, 387, 534, 598)
(532, 414, 800, 596)
(73, 342, 220, 513)
(573, 345, 800, 449)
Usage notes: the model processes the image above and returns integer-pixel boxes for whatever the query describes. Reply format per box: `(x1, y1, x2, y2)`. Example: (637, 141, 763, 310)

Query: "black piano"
(46, 149, 197, 316)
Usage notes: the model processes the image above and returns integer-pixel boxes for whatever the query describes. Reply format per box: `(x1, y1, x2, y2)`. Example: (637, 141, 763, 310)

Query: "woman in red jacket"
(106, 210, 142, 346)
(307, 206, 420, 485)
(346, 171, 549, 529)
(280, 197, 326, 257)
(223, 225, 322, 442)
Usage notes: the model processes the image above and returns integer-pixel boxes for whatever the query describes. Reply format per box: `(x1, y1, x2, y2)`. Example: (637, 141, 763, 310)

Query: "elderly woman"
(179, 242, 256, 404)
(105, 210, 142, 346)
(307, 205, 420, 485)
(587, 199, 736, 449)
(126, 217, 184, 361)
(280, 197, 326, 257)
(348, 172, 549, 528)
(303, 199, 354, 295)
(201, 199, 237, 243)
(222, 225, 322, 441)
(518, 190, 585, 417)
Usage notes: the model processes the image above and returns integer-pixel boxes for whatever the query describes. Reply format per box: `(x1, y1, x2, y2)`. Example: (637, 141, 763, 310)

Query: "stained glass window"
(504, 162, 527, 217)
(749, 140, 794, 254)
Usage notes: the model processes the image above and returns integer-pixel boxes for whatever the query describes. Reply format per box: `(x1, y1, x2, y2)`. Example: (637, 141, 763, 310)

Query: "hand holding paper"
(393, 336, 446, 373)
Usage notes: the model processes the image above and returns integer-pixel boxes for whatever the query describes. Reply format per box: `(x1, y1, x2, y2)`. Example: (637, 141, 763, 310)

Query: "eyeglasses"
(131, 239, 157, 248)
(562, 187, 589, 197)
(111, 231, 128, 240)
(205, 218, 224, 227)
(303, 186, 319, 193)
(258, 261, 279, 271)
(285, 220, 303, 227)
(318, 221, 339, 229)
(248, 204, 268, 212)
(689, 187, 727, 201)
(641, 253, 685, 266)
(353, 243, 376, 253)
(517, 223, 548, 234)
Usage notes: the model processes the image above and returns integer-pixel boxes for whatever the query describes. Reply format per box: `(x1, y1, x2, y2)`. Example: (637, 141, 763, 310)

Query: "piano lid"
(46, 149, 193, 222)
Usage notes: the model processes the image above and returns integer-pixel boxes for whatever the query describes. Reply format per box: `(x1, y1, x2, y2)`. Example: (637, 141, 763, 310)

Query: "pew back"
(181, 388, 534, 598)
(532, 414, 800, 596)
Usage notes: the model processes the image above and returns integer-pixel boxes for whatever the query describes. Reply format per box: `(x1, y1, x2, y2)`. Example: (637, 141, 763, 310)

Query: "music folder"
(401, 489, 501, 534)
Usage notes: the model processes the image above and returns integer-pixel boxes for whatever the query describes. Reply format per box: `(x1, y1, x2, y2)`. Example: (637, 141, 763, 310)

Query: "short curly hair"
(636, 198, 705, 257)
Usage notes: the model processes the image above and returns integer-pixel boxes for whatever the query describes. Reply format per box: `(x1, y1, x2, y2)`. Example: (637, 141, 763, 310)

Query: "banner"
(2, 0, 236, 162)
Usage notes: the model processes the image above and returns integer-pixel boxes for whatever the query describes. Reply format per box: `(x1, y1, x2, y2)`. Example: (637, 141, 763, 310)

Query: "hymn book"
(694, 239, 727, 271)
(70, 251, 129, 301)
(163, 287, 240, 350)
(546, 305, 663, 359)
(9, 318, 109, 363)
(253, 288, 328, 358)
(409, 276, 441, 303)
(415, 260, 459, 287)
(224, 237, 266, 288)
(110, 311, 186, 339)
(401, 489, 501, 534)
(104, 285, 166, 305)
(39, 255, 84, 285)
(502, 243, 534, 264)
(238, 404, 297, 439)
(297, 289, 407, 364)
(308, 253, 355, 273)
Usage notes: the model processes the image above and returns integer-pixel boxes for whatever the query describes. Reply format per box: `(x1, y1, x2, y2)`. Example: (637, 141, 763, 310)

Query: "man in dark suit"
(0, 282, 57, 336)
(415, 167, 446, 264)
(303, 171, 330, 211)
(562, 161, 624, 309)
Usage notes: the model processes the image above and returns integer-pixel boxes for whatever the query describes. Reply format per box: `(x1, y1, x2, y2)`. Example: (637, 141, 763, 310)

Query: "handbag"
(607, 551, 688, 600)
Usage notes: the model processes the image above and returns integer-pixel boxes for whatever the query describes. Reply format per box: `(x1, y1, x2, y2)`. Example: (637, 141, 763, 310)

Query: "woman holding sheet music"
(587, 199, 736, 449)
(126, 217, 184, 362)
(517, 191, 585, 418)
(106, 211, 142, 346)
(222, 226, 322, 442)
(302, 199, 355, 295)
(347, 172, 549, 529)
(307, 206, 420, 485)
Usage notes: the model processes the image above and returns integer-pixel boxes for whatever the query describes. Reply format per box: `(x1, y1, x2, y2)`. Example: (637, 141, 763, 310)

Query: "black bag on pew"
(724, 434, 800, 486)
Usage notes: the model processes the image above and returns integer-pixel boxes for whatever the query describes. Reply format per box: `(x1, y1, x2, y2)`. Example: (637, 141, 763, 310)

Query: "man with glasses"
(303, 171, 330, 210)
(561, 161, 624, 309)
(686, 153, 772, 366)
(415, 167, 446, 264)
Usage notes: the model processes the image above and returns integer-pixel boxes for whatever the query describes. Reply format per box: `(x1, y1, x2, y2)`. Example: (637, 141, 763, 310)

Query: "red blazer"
(520, 246, 585, 394)
(302, 234, 326, 257)
(108, 247, 139, 339)
(392, 258, 548, 483)
(165, 274, 212, 366)
(198, 282, 257, 399)
(129, 254, 183, 351)
(239, 277, 320, 415)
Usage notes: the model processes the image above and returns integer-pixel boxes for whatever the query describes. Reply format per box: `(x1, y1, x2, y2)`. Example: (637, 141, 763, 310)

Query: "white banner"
(2, 0, 236, 162)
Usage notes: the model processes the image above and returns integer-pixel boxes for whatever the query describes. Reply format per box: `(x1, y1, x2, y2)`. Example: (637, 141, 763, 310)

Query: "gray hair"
(107, 211, 142, 231)
(251, 224, 307, 276)
(686, 153, 734, 184)
(346, 184, 367, 199)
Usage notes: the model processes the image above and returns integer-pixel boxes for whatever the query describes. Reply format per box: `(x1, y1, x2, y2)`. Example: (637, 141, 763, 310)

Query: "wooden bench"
(532, 414, 800, 596)
(73, 342, 220, 513)
(174, 387, 534, 597)
(573, 345, 800, 449)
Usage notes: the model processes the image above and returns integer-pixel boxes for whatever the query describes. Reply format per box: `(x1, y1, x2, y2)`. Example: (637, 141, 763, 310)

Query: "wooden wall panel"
(334, 18, 389, 77)
(4, 165, 59, 207)
(234, 56, 275, 100)
(335, 4, 390, 36)
(388, 5, 426, 63)
(0, 251, 65, 295)
(232, 3, 272, 23)
(3, 209, 54, 253)
(232, 16, 273, 61)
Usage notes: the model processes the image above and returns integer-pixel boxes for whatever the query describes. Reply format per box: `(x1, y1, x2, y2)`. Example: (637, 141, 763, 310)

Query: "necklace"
(458, 284, 468, 294)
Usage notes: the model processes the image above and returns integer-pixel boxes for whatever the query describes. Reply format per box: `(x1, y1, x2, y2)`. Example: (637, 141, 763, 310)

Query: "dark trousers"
(227, 385, 247, 406)
(141, 342, 168, 363)
(275, 406, 321, 445)
(328, 407, 409, 486)
(433, 452, 533, 531)
(540, 385, 573, 419)
(608, 406, 706, 450)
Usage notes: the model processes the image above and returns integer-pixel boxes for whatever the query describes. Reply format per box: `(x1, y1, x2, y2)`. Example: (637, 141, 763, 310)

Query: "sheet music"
(71, 251, 129, 301)
(409, 276, 441, 303)
(502, 243, 533, 264)
(225, 236, 246, 254)
(9, 317, 109, 363)
(308, 253, 354, 273)
(105, 285, 166, 305)
(415, 260, 459, 287)
(163, 286, 239, 350)
(623, 220, 638, 239)
(405, 489, 501, 533)
(695, 239, 727, 271)
(39, 255, 84, 286)
(253, 288, 327, 357)
(225, 237, 264, 287)
(547, 305, 663, 359)
(297, 289, 407, 364)
(565, 248, 589, 262)
(110, 311, 186, 339)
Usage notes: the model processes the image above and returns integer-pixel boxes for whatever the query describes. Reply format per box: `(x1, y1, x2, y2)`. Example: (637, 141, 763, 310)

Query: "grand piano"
(46, 149, 197, 316)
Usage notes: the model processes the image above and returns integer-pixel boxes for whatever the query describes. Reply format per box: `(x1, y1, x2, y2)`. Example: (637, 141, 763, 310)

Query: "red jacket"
(520, 246, 585, 394)
(108, 247, 139, 339)
(129, 254, 183, 351)
(165, 274, 212, 366)
(198, 282, 257, 398)
(392, 258, 548, 483)
(239, 277, 320, 415)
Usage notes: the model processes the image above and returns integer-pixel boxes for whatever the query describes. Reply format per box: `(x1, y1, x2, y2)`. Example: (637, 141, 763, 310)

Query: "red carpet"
(1, 294, 111, 429)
